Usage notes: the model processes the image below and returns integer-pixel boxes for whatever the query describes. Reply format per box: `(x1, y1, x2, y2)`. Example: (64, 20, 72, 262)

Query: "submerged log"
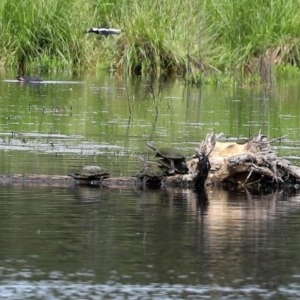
(1, 132, 300, 190)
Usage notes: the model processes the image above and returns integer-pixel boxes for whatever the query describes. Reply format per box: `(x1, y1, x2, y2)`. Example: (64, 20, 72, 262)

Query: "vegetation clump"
(1, 0, 300, 81)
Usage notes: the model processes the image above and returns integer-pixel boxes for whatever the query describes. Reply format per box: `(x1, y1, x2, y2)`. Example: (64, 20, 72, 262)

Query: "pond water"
(1, 73, 300, 299)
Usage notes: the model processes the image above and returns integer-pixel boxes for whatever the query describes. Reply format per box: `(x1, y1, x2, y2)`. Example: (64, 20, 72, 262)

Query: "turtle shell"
(136, 163, 165, 178)
(70, 165, 110, 180)
(135, 160, 166, 188)
(146, 142, 185, 160)
(146, 142, 189, 174)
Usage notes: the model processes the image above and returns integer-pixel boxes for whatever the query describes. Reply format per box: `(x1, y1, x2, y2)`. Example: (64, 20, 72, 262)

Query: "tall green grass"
(0, 0, 88, 74)
(1, 0, 300, 80)
(203, 0, 300, 79)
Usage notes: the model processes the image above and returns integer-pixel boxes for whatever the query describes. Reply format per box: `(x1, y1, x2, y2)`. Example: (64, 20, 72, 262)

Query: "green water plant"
(0, 0, 87, 73)
(1, 0, 300, 81)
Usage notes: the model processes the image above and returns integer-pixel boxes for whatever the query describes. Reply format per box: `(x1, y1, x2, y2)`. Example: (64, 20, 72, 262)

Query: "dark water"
(1, 187, 300, 299)
(1, 73, 300, 298)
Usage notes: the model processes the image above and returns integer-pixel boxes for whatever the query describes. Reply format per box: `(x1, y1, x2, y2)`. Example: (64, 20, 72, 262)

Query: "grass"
(0, 0, 87, 74)
(1, 0, 300, 82)
(202, 0, 300, 81)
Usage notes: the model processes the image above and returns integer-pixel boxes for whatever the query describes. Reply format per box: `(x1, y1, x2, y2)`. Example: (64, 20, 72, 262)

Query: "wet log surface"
(0, 174, 74, 188)
(0, 173, 196, 189)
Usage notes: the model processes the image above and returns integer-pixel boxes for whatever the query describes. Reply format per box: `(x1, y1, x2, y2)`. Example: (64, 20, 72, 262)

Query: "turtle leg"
(168, 159, 176, 175)
(176, 160, 189, 174)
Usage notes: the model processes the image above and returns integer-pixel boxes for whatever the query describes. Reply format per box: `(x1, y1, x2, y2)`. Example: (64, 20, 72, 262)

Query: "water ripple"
(0, 280, 299, 300)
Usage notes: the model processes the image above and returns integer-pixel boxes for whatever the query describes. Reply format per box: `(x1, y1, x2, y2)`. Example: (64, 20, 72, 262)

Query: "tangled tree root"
(190, 131, 300, 190)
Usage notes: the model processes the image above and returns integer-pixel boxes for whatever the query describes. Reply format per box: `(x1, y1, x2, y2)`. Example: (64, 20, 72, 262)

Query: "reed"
(0, 0, 87, 73)
(203, 0, 300, 79)
(1, 0, 300, 80)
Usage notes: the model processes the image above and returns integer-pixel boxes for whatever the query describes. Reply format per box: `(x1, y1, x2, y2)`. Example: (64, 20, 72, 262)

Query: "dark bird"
(85, 27, 122, 36)
(17, 75, 43, 83)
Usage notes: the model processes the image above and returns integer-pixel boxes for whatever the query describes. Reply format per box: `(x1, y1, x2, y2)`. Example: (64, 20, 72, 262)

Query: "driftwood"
(196, 132, 300, 189)
(1, 132, 300, 191)
(192, 132, 215, 191)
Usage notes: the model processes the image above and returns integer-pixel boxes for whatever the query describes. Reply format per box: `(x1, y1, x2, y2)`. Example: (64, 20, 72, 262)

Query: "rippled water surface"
(1, 73, 300, 299)
(1, 187, 300, 299)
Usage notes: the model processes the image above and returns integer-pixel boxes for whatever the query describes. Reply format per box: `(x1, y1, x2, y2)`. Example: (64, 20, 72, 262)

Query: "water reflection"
(2, 74, 300, 298)
(1, 186, 300, 298)
(2, 74, 300, 177)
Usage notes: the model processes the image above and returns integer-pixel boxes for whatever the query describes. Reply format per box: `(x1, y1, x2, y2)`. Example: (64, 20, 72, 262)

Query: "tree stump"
(188, 132, 300, 189)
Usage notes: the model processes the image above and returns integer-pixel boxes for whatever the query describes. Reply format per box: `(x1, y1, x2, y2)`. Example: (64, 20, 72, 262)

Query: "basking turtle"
(69, 165, 110, 185)
(135, 159, 166, 188)
(146, 142, 189, 175)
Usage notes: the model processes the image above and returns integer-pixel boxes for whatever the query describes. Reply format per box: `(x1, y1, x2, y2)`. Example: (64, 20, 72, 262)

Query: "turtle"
(146, 142, 189, 175)
(69, 165, 110, 185)
(135, 159, 166, 188)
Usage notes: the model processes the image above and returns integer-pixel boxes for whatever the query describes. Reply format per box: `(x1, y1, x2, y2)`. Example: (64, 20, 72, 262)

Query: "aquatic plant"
(1, 0, 300, 81)
(0, 0, 87, 73)
(203, 0, 300, 81)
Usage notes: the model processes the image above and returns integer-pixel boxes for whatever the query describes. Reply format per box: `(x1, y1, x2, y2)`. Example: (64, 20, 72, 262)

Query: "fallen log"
(189, 131, 300, 189)
(0, 134, 215, 189)
(0, 174, 73, 188)
(0, 173, 196, 189)
(0, 132, 300, 191)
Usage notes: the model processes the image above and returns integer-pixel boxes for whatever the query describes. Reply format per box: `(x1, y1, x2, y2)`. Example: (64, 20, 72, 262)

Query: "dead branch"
(203, 132, 300, 188)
